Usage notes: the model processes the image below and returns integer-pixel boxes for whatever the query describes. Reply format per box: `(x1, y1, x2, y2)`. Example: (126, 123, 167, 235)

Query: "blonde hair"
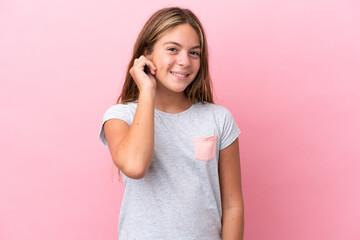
(114, 7, 214, 183)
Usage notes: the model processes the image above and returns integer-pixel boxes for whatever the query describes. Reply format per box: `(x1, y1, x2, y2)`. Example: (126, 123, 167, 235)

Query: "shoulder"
(194, 101, 233, 116)
(106, 102, 137, 111)
(104, 102, 138, 115)
(194, 102, 238, 129)
(102, 102, 138, 124)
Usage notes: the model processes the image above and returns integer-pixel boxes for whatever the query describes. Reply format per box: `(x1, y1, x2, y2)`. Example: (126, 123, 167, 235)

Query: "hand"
(129, 55, 157, 93)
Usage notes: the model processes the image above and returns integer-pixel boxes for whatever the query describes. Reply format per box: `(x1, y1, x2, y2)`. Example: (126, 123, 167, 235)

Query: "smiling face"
(146, 23, 201, 96)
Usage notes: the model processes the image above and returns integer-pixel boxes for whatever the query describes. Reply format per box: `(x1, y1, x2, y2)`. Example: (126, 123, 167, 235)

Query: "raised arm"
(103, 55, 157, 179)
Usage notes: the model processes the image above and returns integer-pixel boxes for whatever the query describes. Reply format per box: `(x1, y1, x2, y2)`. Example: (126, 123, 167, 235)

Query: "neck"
(154, 91, 192, 114)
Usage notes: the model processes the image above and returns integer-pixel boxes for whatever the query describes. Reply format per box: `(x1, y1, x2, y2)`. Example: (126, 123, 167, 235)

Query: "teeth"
(171, 72, 188, 77)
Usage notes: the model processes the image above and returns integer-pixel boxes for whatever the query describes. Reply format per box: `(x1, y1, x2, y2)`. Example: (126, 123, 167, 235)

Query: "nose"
(177, 51, 191, 67)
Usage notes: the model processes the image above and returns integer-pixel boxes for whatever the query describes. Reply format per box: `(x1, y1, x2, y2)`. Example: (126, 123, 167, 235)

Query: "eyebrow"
(163, 41, 200, 49)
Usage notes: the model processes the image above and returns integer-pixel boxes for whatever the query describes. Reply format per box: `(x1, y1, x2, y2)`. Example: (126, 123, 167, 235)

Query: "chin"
(172, 83, 193, 92)
(157, 81, 189, 93)
(169, 87, 188, 93)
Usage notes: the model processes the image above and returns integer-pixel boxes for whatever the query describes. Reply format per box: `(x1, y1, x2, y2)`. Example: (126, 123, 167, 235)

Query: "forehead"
(156, 24, 200, 47)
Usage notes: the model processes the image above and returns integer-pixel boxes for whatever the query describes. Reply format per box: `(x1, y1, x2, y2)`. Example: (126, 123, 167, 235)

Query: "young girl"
(99, 7, 244, 240)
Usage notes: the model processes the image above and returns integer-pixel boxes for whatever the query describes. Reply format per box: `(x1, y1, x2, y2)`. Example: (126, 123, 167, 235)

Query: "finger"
(135, 55, 156, 75)
(148, 65, 156, 75)
(147, 72, 156, 80)
(144, 60, 156, 74)
(138, 55, 156, 70)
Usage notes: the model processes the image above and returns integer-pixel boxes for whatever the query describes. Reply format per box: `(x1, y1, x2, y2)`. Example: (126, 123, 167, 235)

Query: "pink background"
(1, 0, 359, 239)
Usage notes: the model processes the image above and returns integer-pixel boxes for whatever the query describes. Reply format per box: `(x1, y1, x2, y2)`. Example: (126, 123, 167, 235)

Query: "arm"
(219, 138, 244, 239)
(103, 91, 155, 179)
(103, 55, 157, 179)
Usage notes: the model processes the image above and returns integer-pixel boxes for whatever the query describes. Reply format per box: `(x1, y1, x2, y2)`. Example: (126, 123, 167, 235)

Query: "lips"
(170, 71, 190, 77)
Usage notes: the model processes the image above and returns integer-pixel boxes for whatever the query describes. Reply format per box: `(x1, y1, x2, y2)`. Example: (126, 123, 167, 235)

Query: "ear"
(143, 49, 151, 59)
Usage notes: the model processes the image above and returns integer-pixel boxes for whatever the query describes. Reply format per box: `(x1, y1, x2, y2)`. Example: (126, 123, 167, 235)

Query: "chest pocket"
(194, 135, 217, 161)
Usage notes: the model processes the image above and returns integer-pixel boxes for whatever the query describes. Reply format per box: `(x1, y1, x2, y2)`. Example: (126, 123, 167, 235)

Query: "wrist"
(138, 89, 156, 101)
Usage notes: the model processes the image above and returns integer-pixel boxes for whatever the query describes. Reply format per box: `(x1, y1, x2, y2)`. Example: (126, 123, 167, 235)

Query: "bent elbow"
(123, 167, 146, 179)
(112, 148, 152, 179)
(122, 157, 151, 180)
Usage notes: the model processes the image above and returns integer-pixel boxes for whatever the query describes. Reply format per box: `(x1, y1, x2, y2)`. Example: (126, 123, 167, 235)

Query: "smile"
(170, 71, 190, 77)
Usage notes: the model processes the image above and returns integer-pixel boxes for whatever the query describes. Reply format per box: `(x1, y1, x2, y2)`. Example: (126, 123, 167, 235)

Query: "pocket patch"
(194, 135, 217, 161)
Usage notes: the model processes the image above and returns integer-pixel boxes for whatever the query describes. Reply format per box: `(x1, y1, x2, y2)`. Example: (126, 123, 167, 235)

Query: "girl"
(99, 7, 244, 240)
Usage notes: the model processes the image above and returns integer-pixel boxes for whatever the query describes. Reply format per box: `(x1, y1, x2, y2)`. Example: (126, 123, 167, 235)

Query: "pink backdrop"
(1, 0, 359, 239)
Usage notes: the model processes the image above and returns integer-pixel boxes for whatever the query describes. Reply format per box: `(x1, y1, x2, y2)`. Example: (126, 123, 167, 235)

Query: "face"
(146, 23, 201, 96)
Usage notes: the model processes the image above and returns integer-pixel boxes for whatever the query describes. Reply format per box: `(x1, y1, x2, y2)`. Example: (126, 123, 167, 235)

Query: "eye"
(168, 48, 177, 52)
(190, 51, 200, 56)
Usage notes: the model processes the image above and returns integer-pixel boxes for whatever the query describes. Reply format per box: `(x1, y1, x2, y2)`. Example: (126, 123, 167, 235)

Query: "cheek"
(193, 61, 201, 73)
(163, 58, 173, 68)
(161, 54, 175, 66)
(154, 56, 171, 70)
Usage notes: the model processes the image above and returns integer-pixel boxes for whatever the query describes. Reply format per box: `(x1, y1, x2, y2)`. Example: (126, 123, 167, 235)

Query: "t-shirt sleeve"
(219, 107, 241, 150)
(99, 104, 132, 147)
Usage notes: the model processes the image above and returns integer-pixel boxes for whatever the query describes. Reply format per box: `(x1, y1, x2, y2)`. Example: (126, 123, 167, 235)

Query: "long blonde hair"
(114, 7, 214, 183)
